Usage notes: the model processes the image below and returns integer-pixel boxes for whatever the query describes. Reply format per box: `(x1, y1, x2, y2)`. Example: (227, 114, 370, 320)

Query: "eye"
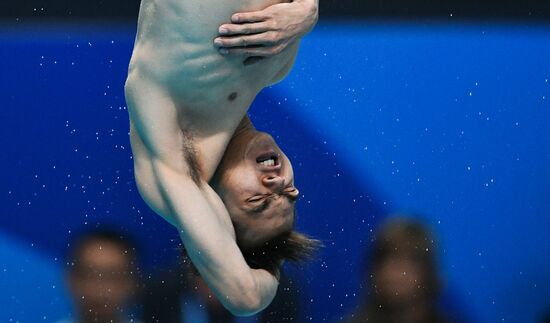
(247, 195, 264, 203)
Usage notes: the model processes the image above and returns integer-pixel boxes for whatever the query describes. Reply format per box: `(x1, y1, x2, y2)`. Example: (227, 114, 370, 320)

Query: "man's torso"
(127, 0, 298, 180)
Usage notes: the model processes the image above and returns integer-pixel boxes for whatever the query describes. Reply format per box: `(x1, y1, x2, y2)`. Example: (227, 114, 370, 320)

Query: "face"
(67, 240, 136, 318)
(373, 256, 425, 305)
(212, 131, 299, 250)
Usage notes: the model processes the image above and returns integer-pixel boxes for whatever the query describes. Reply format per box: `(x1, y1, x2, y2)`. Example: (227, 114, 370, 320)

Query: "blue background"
(1, 21, 549, 322)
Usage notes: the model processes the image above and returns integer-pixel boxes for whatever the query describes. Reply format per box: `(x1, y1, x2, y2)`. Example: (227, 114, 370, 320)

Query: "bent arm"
(150, 159, 278, 316)
(125, 74, 278, 316)
(215, 0, 318, 57)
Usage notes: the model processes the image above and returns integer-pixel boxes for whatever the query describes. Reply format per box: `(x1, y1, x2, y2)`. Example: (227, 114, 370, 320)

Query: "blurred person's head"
(210, 116, 320, 276)
(371, 217, 440, 304)
(358, 216, 443, 323)
(65, 228, 140, 323)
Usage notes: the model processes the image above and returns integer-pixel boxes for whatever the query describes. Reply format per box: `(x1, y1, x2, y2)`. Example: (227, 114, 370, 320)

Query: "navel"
(228, 92, 238, 101)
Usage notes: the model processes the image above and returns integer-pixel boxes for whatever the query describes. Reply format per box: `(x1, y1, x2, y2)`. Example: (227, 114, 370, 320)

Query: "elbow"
(305, 0, 319, 33)
(312, 2, 319, 24)
(226, 293, 263, 317)
(223, 276, 269, 317)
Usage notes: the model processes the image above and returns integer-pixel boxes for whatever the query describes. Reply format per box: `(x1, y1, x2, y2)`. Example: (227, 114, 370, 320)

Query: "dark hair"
(66, 227, 139, 272)
(241, 230, 321, 276)
(181, 230, 320, 278)
(373, 218, 435, 259)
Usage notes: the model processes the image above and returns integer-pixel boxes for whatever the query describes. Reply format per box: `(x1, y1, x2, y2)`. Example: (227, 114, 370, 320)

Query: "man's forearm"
(215, 0, 319, 57)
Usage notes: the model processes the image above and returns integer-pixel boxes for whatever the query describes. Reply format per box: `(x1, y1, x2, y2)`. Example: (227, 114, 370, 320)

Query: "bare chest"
(132, 0, 291, 103)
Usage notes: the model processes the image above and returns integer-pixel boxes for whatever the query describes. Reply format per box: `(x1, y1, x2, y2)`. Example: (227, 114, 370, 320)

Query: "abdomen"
(129, 0, 296, 106)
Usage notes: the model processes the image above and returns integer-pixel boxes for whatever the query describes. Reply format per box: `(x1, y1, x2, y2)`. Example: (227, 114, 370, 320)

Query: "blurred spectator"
(59, 228, 143, 323)
(141, 255, 301, 322)
(141, 257, 233, 323)
(346, 217, 456, 323)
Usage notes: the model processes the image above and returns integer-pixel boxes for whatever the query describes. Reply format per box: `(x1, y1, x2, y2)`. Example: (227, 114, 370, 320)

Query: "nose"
(261, 175, 285, 191)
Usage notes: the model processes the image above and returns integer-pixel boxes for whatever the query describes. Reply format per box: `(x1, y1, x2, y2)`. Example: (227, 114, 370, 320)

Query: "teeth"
(260, 158, 275, 166)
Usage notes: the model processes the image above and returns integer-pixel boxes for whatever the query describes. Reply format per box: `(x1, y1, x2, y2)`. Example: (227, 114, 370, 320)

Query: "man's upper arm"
(125, 70, 187, 222)
(125, 70, 184, 164)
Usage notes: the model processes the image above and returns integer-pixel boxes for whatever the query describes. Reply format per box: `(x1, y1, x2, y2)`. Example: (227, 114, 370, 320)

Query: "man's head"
(213, 129, 298, 248)
(66, 229, 139, 321)
(211, 118, 319, 274)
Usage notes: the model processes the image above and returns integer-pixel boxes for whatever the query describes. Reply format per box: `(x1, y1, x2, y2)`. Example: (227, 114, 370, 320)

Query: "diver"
(125, 0, 319, 316)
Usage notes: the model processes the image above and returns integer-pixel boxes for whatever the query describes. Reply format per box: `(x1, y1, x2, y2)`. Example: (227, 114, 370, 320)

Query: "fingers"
(213, 5, 292, 57)
(230, 11, 269, 23)
(218, 21, 272, 36)
(214, 31, 279, 48)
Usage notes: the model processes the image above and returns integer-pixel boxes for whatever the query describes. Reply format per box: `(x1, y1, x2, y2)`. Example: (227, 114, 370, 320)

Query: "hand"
(214, 0, 318, 57)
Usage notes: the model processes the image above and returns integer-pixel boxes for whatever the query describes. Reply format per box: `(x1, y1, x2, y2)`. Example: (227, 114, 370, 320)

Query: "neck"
(234, 115, 256, 137)
(209, 115, 257, 187)
(227, 114, 260, 152)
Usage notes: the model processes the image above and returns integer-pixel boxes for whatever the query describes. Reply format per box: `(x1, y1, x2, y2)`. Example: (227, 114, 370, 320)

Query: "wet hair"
(181, 230, 320, 278)
(66, 227, 139, 273)
(240, 230, 321, 276)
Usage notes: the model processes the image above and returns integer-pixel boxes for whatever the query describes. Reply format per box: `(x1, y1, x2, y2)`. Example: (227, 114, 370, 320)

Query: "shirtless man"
(125, 0, 319, 316)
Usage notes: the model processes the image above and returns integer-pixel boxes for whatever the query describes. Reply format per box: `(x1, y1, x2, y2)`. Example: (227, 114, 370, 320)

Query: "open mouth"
(256, 152, 280, 167)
